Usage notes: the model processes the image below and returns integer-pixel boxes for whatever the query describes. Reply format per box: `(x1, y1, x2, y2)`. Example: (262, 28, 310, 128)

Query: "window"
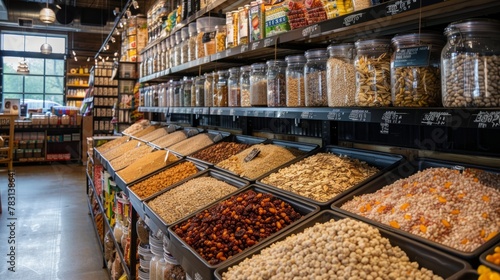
(1, 31, 67, 114)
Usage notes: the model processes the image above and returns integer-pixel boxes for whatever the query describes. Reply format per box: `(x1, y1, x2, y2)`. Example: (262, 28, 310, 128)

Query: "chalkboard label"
(327, 109, 345, 121)
(421, 111, 451, 126)
(348, 110, 370, 122)
(393, 46, 430, 67)
(472, 111, 500, 129)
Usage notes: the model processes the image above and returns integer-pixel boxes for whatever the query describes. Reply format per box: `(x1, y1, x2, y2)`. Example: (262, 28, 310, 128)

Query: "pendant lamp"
(40, 0, 55, 23)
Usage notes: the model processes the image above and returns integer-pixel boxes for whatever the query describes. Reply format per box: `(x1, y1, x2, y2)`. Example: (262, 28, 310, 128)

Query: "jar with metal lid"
(181, 27, 190, 65)
(215, 25, 227, 53)
(285, 55, 306, 107)
(354, 39, 392, 107)
(204, 72, 214, 106)
(215, 70, 229, 106)
(183, 77, 193, 106)
(327, 43, 356, 107)
(195, 76, 205, 106)
(228, 67, 241, 107)
(442, 18, 500, 107)
(250, 63, 268, 106)
(188, 22, 198, 62)
(304, 49, 328, 107)
(267, 59, 287, 107)
(240, 65, 252, 107)
(391, 32, 444, 107)
(171, 81, 182, 107)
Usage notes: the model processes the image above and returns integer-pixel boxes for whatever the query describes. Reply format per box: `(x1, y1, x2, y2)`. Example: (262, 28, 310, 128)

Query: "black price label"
(202, 31, 216, 43)
(393, 46, 430, 67)
(244, 148, 261, 162)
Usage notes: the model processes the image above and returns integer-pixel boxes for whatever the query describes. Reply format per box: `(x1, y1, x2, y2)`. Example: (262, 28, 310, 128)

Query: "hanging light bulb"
(40, 43, 52, 54)
(39, 0, 55, 23)
(74, 56, 78, 61)
(132, 0, 139, 9)
(110, 36, 116, 43)
(87, 57, 91, 62)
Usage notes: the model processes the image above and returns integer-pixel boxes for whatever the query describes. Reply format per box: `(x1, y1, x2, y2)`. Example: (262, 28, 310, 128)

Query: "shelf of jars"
(139, 0, 500, 82)
(139, 106, 500, 130)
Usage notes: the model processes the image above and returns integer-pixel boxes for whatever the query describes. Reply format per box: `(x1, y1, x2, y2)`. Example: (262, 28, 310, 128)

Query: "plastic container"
(327, 43, 356, 107)
(204, 72, 214, 107)
(215, 70, 229, 107)
(257, 145, 404, 209)
(170, 81, 182, 107)
(174, 31, 182, 67)
(228, 67, 240, 107)
(214, 210, 470, 280)
(196, 17, 225, 58)
(188, 22, 197, 62)
(441, 18, 500, 107)
(332, 158, 500, 261)
(391, 32, 444, 107)
(169, 36, 176, 69)
(354, 38, 392, 107)
(250, 63, 267, 106)
(203, 25, 218, 56)
(160, 40, 167, 71)
(182, 77, 193, 107)
(215, 25, 226, 52)
(266, 59, 287, 107)
(240, 65, 252, 107)
(180, 27, 190, 65)
(195, 75, 205, 107)
(285, 55, 306, 107)
(167, 184, 319, 280)
(304, 49, 328, 107)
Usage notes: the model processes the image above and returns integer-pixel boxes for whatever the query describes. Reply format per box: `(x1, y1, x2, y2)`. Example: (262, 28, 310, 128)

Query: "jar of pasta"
(285, 55, 306, 107)
(354, 39, 392, 107)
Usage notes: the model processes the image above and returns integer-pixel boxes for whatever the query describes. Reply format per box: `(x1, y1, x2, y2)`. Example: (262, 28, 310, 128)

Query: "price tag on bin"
(244, 148, 261, 162)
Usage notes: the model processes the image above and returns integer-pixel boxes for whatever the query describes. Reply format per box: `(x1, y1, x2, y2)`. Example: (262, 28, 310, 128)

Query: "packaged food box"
(265, 0, 291, 37)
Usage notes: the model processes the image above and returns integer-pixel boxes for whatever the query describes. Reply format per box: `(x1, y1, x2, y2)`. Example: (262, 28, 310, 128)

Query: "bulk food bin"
(214, 210, 470, 280)
(257, 145, 405, 209)
(332, 158, 500, 262)
(143, 169, 250, 236)
(167, 184, 319, 280)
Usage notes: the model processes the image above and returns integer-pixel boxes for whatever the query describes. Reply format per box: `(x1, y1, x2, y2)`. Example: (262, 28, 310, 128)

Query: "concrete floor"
(0, 164, 110, 280)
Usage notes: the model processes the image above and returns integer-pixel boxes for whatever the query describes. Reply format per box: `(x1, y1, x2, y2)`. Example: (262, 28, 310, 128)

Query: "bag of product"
(265, 0, 291, 37)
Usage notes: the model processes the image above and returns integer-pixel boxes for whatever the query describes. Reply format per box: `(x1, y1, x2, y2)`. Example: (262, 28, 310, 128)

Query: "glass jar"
(168, 36, 175, 69)
(226, 11, 236, 49)
(215, 70, 229, 107)
(266, 59, 287, 107)
(196, 27, 206, 59)
(354, 39, 392, 107)
(181, 27, 190, 64)
(204, 72, 214, 106)
(151, 84, 159, 107)
(155, 257, 166, 280)
(250, 63, 268, 106)
(152, 44, 159, 74)
(183, 77, 193, 106)
(441, 18, 500, 107)
(304, 49, 328, 107)
(159, 40, 166, 71)
(238, 5, 250, 45)
(228, 67, 241, 106)
(285, 55, 306, 107)
(188, 22, 198, 62)
(195, 75, 205, 106)
(174, 31, 182, 67)
(158, 83, 167, 107)
(191, 78, 196, 106)
(216, 25, 227, 53)
(327, 43, 356, 107)
(147, 49, 153, 76)
(139, 53, 145, 78)
(391, 33, 444, 107)
(149, 253, 161, 280)
(240, 65, 252, 107)
(171, 81, 182, 107)
(203, 25, 218, 56)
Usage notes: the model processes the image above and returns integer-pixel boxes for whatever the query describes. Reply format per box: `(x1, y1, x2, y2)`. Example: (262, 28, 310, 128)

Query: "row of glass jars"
(142, 18, 500, 108)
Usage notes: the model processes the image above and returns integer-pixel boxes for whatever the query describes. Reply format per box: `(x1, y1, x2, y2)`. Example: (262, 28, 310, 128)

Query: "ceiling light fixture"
(132, 1, 139, 9)
(40, 43, 52, 54)
(39, 0, 55, 23)
(17, 59, 30, 74)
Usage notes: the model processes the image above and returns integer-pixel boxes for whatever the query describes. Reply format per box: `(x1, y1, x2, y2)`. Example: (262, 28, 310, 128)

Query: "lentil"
(261, 153, 379, 202)
(341, 167, 500, 252)
(129, 161, 199, 199)
(222, 218, 442, 280)
(147, 177, 237, 224)
(117, 150, 180, 183)
(172, 190, 302, 265)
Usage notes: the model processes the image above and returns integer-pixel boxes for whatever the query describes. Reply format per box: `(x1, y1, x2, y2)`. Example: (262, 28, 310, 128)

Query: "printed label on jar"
(393, 46, 431, 67)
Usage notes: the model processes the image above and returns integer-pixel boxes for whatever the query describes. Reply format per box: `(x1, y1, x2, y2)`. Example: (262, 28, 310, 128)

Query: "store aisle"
(0, 164, 109, 280)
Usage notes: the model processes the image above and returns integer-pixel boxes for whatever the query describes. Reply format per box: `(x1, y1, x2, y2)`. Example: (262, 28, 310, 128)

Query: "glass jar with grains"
(171, 80, 182, 107)
(216, 25, 227, 53)
(391, 32, 444, 107)
(441, 18, 500, 107)
(188, 22, 197, 62)
(204, 72, 214, 106)
(327, 43, 356, 107)
(354, 39, 392, 107)
(180, 27, 190, 65)
(183, 77, 193, 106)
(228, 67, 241, 107)
(215, 70, 229, 107)
(240, 65, 252, 107)
(250, 63, 268, 106)
(266, 59, 287, 107)
(304, 49, 328, 107)
(195, 75, 205, 106)
(285, 55, 306, 107)
(174, 31, 182, 67)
